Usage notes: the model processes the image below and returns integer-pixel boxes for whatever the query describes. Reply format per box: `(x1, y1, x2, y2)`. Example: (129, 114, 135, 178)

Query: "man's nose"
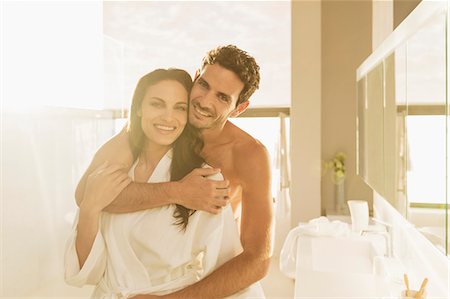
(197, 90, 214, 108)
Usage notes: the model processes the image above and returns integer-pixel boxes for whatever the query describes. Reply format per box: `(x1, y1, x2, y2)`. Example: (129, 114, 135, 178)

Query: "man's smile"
(192, 103, 213, 118)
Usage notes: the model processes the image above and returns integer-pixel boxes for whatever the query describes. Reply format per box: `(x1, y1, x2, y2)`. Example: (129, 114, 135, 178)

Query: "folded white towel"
(300, 216, 350, 237)
(279, 217, 350, 278)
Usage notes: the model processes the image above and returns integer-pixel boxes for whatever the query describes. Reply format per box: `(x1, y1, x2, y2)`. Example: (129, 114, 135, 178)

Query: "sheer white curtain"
(1, 109, 114, 296)
(273, 113, 291, 256)
(2, 2, 106, 295)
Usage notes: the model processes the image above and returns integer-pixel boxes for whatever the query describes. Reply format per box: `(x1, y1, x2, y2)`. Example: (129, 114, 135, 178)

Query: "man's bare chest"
(202, 148, 242, 205)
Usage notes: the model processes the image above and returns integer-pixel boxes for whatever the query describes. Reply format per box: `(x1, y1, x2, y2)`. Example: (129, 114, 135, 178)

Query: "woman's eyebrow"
(149, 97, 187, 105)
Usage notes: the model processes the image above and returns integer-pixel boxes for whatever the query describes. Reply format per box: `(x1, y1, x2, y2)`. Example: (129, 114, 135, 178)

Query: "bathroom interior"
(1, 0, 449, 298)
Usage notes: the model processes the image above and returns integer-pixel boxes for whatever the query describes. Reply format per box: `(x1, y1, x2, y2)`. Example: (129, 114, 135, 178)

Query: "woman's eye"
(150, 102, 163, 108)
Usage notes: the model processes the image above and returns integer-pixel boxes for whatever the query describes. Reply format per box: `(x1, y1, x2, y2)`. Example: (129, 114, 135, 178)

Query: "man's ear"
(230, 101, 250, 117)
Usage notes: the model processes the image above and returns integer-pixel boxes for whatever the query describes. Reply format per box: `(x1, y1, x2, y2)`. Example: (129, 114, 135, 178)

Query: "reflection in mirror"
(448, 68, 450, 256)
(356, 77, 366, 179)
(365, 63, 385, 195)
(403, 11, 448, 255)
(383, 46, 408, 217)
(384, 53, 401, 213)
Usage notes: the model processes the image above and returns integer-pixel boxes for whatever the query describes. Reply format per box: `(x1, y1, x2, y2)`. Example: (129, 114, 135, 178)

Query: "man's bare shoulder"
(234, 136, 268, 160)
(227, 123, 271, 203)
(228, 123, 270, 173)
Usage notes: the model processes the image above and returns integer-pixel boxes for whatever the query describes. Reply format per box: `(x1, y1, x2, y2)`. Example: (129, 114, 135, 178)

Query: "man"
(75, 45, 273, 299)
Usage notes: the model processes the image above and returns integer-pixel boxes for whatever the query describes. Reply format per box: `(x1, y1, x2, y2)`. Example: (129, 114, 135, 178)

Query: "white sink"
(295, 236, 387, 298)
(311, 237, 377, 274)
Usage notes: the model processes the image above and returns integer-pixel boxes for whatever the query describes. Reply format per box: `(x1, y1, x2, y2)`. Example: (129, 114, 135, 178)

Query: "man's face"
(189, 64, 245, 130)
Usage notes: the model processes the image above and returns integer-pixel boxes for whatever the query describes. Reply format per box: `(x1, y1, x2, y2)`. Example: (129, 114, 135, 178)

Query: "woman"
(64, 69, 264, 298)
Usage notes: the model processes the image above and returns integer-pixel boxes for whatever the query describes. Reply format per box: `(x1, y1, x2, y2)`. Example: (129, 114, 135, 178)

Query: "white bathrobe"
(64, 150, 265, 299)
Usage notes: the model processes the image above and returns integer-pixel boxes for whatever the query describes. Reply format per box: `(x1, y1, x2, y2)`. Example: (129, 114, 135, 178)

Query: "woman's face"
(138, 80, 189, 148)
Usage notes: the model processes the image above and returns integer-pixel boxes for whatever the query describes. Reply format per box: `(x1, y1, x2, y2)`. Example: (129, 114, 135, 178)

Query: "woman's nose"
(161, 108, 174, 120)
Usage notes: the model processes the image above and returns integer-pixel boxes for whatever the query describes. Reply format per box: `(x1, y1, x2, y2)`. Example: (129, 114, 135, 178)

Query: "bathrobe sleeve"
(64, 211, 107, 287)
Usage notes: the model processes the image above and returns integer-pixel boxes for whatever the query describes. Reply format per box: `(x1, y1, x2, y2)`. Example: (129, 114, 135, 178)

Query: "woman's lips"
(154, 124, 176, 134)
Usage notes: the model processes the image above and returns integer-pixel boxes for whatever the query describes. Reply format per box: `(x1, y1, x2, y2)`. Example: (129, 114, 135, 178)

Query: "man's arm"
(158, 143, 273, 299)
(76, 129, 230, 214)
(104, 168, 230, 214)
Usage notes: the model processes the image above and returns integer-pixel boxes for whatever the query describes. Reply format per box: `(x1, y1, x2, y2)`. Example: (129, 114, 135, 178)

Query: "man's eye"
(198, 80, 207, 88)
(176, 106, 187, 111)
(219, 95, 229, 102)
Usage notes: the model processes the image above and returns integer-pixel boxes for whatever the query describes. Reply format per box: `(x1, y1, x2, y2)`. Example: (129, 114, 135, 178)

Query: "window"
(406, 115, 446, 205)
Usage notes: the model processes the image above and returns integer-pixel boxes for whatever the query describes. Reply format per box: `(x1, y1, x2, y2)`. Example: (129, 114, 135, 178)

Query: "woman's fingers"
(87, 166, 129, 191)
(112, 171, 131, 186)
(102, 163, 127, 175)
(89, 161, 109, 176)
(90, 164, 127, 182)
(110, 169, 129, 183)
(117, 176, 132, 190)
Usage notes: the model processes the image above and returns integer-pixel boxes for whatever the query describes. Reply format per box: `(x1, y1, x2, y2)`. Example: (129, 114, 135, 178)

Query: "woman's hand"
(80, 161, 132, 213)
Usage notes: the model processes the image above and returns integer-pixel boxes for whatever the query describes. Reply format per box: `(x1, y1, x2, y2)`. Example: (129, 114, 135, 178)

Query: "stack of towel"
(279, 217, 350, 278)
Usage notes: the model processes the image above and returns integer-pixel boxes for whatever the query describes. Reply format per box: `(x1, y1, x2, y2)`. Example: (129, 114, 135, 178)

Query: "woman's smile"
(153, 123, 177, 134)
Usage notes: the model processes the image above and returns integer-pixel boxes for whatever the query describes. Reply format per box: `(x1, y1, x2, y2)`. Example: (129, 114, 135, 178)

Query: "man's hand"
(172, 168, 230, 214)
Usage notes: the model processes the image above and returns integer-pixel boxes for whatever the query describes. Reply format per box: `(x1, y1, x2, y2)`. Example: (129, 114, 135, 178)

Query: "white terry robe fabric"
(64, 150, 265, 299)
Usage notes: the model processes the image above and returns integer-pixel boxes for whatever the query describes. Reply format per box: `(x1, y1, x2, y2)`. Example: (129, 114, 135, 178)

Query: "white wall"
(290, 1, 322, 225)
(372, 0, 394, 50)
(321, 1, 373, 214)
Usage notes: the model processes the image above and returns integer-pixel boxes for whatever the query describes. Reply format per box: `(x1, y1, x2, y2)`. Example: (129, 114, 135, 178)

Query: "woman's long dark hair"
(127, 68, 204, 230)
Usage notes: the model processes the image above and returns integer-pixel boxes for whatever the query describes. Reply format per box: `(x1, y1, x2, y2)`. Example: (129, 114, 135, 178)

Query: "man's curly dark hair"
(201, 45, 260, 107)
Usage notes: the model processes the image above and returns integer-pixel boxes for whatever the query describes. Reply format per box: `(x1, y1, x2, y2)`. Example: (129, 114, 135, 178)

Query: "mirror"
(404, 11, 447, 254)
(384, 51, 403, 214)
(357, 8, 448, 255)
(366, 63, 385, 195)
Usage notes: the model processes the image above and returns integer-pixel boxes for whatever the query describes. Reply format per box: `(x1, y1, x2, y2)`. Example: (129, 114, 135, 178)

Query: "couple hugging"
(65, 45, 273, 299)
